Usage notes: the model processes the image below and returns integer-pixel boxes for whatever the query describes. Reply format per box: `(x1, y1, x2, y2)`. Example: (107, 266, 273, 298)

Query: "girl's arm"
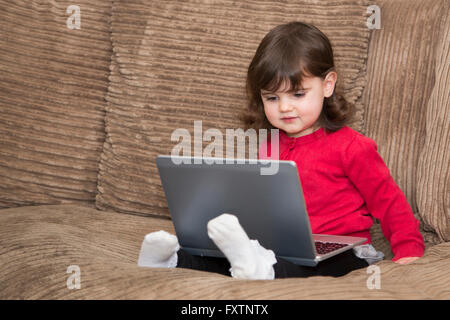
(342, 134, 425, 263)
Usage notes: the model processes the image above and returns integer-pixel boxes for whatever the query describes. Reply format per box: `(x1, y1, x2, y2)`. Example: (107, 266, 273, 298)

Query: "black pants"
(177, 249, 369, 278)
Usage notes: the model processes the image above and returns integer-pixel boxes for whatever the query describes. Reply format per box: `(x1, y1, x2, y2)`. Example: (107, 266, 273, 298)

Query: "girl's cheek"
(264, 107, 277, 121)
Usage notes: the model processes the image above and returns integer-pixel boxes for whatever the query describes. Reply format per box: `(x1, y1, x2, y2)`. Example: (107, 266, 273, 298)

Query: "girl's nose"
(279, 98, 292, 112)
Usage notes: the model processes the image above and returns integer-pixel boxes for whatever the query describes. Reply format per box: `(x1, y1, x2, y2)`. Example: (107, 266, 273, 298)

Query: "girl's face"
(260, 72, 337, 138)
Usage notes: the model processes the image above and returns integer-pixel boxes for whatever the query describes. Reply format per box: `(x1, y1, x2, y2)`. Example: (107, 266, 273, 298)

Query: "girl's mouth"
(282, 117, 297, 123)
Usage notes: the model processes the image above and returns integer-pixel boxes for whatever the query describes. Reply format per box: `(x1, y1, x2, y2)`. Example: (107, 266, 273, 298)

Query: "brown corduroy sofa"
(0, 0, 448, 299)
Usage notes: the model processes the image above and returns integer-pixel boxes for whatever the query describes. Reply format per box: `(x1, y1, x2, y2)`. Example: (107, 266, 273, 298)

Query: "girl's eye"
(263, 92, 305, 101)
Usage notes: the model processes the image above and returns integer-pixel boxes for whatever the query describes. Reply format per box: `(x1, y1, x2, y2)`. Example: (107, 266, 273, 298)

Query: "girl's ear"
(323, 71, 337, 98)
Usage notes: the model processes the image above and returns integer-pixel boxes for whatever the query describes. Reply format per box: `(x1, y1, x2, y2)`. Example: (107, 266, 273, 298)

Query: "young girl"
(138, 21, 425, 280)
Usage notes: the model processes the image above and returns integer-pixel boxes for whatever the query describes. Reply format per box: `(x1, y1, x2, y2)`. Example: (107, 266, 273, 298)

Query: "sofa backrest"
(0, 0, 112, 208)
(96, 0, 372, 217)
(362, 0, 449, 243)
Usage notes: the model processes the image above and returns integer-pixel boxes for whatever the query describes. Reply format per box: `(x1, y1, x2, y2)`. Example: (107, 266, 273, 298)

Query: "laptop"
(156, 155, 367, 267)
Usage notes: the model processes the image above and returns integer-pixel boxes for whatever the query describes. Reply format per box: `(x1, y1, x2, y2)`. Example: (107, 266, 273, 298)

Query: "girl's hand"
(394, 257, 420, 264)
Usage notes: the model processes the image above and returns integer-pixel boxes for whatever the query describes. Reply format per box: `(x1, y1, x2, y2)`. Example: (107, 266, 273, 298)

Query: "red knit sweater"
(258, 126, 425, 261)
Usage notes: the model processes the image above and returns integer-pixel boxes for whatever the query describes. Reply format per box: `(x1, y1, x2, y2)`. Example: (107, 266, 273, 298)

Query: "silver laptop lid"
(156, 155, 318, 262)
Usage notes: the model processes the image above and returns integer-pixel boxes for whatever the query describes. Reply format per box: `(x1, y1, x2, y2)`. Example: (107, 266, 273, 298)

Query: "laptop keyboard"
(315, 241, 349, 255)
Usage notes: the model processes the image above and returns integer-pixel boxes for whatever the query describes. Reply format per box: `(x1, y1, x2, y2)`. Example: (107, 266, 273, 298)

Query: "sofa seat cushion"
(0, 204, 448, 299)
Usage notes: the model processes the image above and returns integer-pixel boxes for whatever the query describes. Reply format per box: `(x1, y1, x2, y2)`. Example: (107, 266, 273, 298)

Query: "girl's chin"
(284, 127, 314, 138)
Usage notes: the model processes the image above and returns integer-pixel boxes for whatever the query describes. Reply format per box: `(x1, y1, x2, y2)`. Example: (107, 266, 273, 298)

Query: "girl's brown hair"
(239, 21, 354, 134)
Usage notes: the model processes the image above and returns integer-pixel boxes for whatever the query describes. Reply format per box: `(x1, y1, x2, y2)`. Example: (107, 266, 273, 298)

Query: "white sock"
(207, 213, 277, 280)
(137, 230, 180, 268)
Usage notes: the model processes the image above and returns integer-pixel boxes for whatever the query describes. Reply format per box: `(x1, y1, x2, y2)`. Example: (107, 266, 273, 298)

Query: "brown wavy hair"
(239, 21, 354, 136)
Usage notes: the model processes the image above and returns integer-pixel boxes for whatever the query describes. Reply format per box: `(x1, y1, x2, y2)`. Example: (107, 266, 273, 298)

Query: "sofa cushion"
(361, 0, 449, 242)
(0, 1, 112, 208)
(416, 9, 449, 242)
(0, 204, 448, 299)
(96, 0, 372, 217)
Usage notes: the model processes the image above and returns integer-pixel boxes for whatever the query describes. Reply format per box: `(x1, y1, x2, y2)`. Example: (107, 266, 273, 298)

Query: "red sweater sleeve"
(342, 134, 425, 261)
